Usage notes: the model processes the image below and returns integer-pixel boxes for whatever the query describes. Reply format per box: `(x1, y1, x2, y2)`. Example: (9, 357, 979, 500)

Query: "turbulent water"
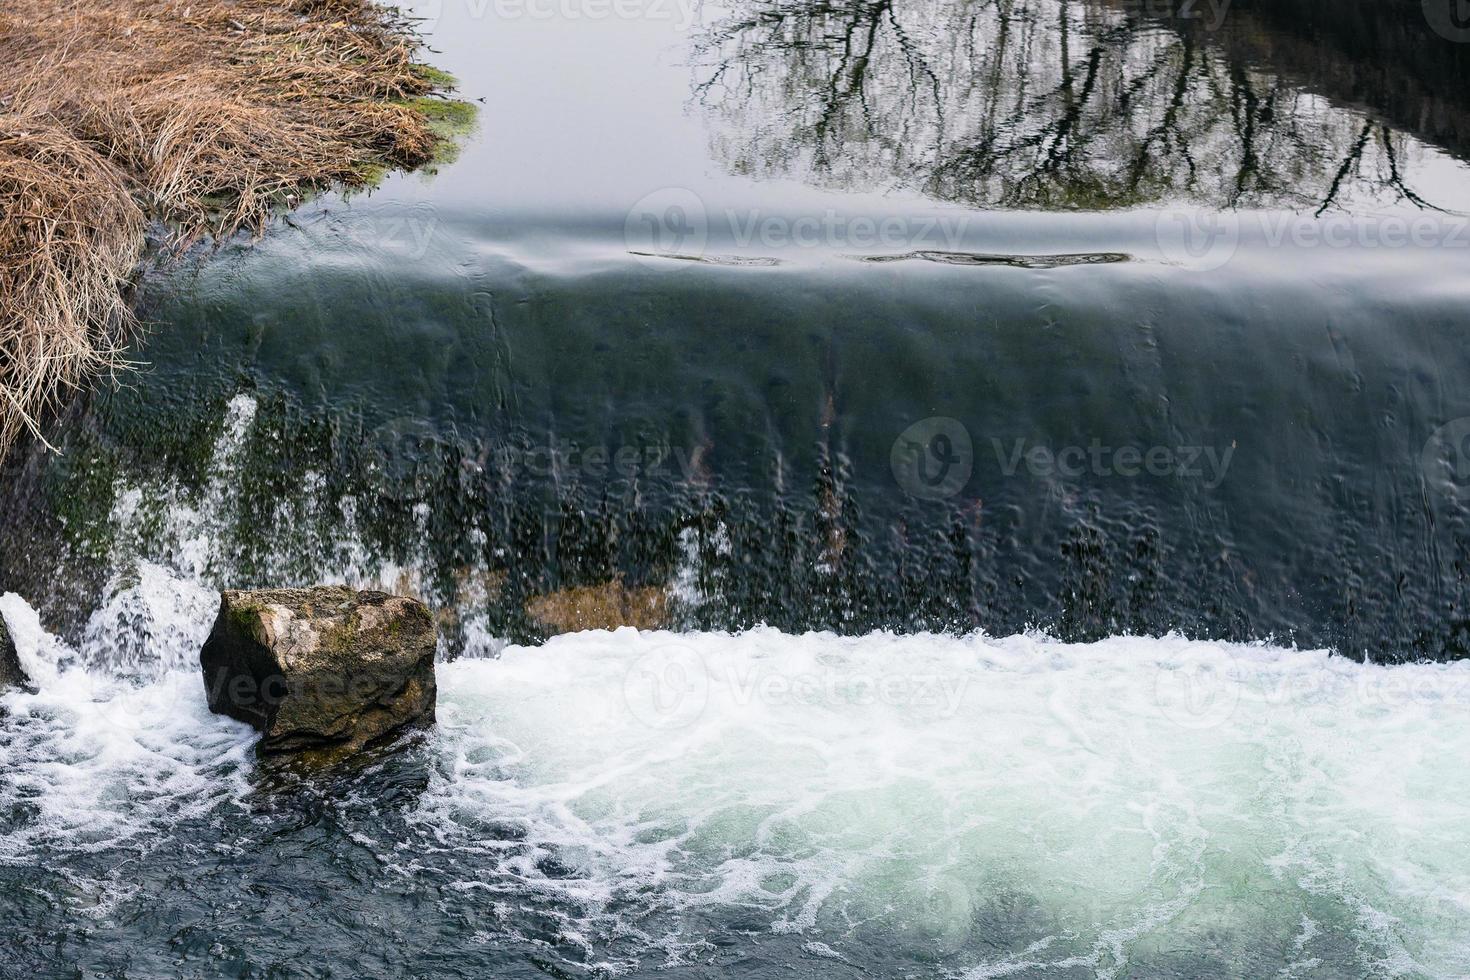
(6, 592, 1470, 977)
(4, 0, 1470, 974)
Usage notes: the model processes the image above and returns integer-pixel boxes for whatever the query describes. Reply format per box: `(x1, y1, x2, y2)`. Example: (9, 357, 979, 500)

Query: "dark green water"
(5, 0, 1470, 657)
(4, 0, 1470, 975)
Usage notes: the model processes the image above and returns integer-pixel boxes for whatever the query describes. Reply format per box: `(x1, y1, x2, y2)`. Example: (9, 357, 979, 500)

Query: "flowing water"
(3, 0, 1470, 975)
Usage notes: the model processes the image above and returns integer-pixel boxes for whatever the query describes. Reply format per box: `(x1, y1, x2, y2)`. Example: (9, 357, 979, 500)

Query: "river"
(2, 0, 1470, 974)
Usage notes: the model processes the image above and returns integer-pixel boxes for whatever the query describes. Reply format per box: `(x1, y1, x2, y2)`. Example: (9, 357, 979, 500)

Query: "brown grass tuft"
(0, 0, 459, 457)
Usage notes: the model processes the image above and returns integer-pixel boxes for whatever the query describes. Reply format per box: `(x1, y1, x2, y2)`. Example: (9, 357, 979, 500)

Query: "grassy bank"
(0, 0, 468, 457)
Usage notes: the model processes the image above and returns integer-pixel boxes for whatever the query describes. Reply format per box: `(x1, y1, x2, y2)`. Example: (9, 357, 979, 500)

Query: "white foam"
(7, 590, 1470, 973)
(0, 593, 254, 868)
(415, 628, 1470, 976)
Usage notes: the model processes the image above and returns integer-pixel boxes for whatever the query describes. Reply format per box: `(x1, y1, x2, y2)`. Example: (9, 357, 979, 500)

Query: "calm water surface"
(3, 0, 1470, 975)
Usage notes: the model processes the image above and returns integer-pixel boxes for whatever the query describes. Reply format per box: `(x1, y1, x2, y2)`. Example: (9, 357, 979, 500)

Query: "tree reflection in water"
(692, 0, 1469, 212)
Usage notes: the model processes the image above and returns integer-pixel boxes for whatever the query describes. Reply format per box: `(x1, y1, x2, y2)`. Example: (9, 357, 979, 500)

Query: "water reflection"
(693, 0, 1470, 210)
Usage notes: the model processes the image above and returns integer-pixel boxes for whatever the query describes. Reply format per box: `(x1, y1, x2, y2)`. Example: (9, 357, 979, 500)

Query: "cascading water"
(3, 397, 1470, 976)
(5, 0, 1470, 973)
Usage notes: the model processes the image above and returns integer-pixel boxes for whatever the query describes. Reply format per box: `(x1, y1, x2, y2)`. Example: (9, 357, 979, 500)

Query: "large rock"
(0, 611, 32, 693)
(200, 586, 437, 755)
(525, 579, 668, 635)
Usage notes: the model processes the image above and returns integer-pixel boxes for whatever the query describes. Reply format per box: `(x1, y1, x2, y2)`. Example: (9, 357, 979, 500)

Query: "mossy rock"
(200, 585, 437, 757)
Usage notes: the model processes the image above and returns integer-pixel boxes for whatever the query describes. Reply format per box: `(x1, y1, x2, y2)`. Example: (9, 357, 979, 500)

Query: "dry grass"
(0, 0, 459, 456)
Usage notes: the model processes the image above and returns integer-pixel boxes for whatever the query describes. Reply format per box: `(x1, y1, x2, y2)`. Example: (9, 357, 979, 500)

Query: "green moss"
(47, 443, 121, 562)
(411, 97, 477, 136)
(351, 161, 390, 187)
(388, 95, 478, 170)
(419, 98, 475, 127)
(318, 614, 361, 655)
(410, 64, 460, 90)
(228, 603, 270, 645)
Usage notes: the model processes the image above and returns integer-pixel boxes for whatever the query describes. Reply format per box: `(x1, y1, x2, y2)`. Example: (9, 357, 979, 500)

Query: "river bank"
(0, 0, 470, 458)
